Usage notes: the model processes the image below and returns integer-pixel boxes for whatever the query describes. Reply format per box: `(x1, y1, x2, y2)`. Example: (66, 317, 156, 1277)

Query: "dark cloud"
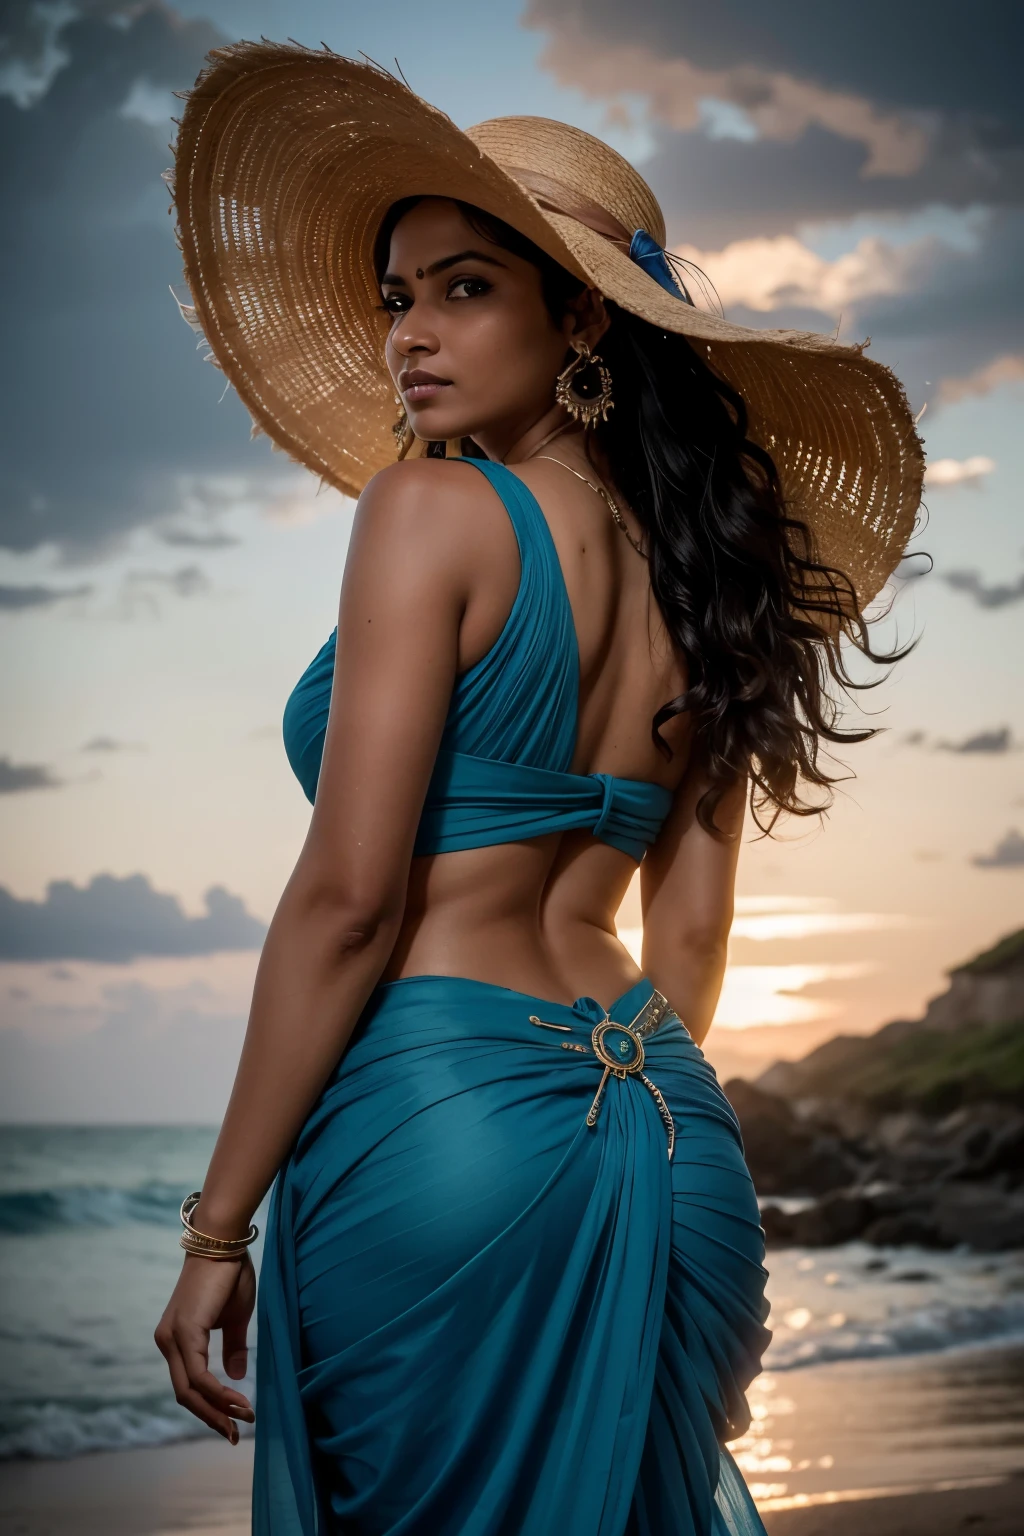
(972, 829, 1024, 869)
(81, 736, 144, 753)
(851, 214, 1024, 394)
(0, 757, 62, 793)
(639, 124, 1021, 247)
(0, 2, 276, 558)
(528, 0, 1024, 158)
(0, 873, 266, 962)
(944, 569, 1024, 609)
(526, 2, 1024, 404)
(527, 1, 1024, 207)
(939, 728, 1013, 755)
(1, 2, 130, 92)
(0, 582, 92, 610)
(527, 0, 1022, 123)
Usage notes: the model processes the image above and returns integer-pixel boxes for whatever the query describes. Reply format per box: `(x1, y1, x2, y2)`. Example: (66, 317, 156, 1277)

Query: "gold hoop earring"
(393, 397, 413, 458)
(555, 342, 614, 427)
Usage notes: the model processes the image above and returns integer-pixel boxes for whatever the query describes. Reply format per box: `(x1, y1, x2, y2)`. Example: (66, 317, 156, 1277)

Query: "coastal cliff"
(724, 928, 1024, 1249)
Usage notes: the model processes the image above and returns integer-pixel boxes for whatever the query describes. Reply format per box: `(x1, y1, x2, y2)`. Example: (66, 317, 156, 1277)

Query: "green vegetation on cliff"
(838, 1016, 1024, 1115)
(954, 928, 1024, 977)
(762, 927, 1024, 1115)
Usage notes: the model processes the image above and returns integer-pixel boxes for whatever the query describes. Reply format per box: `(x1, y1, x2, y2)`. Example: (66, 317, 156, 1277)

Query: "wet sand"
(0, 1435, 252, 1536)
(1, 1344, 1022, 1534)
(751, 1342, 1024, 1532)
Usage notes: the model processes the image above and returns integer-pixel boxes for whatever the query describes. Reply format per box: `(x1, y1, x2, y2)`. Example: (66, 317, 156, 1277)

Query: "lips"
(400, 369, 452, 404)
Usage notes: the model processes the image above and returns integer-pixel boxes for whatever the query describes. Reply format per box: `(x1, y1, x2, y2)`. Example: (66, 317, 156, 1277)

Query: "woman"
(155, 43, 923, 1536)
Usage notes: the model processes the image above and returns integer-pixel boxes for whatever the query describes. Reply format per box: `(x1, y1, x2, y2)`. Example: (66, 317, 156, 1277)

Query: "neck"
(472, 406, 582, 465)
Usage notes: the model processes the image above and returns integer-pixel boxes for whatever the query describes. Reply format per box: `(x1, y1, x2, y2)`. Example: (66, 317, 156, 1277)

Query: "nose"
(388, 304, 440, 362)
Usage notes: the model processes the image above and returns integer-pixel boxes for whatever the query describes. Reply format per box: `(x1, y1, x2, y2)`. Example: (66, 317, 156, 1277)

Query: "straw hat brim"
(171, 41, 924, 612)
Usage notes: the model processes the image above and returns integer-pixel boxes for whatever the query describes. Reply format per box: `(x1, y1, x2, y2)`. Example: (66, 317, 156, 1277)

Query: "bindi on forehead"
(416, 268, 424, 279)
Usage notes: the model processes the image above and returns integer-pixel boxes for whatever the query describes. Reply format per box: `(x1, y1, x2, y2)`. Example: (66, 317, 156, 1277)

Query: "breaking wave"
(0, 1181, 183, 1234)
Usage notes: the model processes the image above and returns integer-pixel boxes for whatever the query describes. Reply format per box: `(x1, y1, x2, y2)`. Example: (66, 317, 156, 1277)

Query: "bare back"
(380, 457, 693, 1006)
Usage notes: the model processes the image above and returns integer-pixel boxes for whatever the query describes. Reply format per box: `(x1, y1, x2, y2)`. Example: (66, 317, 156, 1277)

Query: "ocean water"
(2, 1125, 1024, 1460)
(0, 1126, 265, 1460)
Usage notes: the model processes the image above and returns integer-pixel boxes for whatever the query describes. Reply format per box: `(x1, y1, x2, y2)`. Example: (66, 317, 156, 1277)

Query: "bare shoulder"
(357, 457, 492, 525)
(354, 457, 516, 571)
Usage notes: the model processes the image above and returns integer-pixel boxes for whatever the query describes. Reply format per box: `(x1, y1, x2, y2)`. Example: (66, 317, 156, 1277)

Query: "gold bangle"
(179, 1233, 250, 1261)
(180, 1191, 258, 1250)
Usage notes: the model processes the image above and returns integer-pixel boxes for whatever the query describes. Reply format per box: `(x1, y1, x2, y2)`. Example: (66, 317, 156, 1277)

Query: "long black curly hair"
(374, 198, 905, 835)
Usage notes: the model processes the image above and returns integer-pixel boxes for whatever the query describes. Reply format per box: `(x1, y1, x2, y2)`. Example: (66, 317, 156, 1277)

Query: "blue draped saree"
(254, 978, 771, 1534)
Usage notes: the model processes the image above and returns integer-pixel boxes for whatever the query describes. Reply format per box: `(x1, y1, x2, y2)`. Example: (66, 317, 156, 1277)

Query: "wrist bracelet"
(179, 1232, 251, 1261)
(179, 1191, 258, 1258)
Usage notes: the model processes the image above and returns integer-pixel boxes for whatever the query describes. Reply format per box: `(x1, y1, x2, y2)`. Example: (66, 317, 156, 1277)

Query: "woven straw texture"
(171, 41, 924, 610)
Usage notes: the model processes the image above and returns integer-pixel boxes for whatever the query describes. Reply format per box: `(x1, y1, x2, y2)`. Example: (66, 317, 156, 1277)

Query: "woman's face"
(380, 198, 598, 449)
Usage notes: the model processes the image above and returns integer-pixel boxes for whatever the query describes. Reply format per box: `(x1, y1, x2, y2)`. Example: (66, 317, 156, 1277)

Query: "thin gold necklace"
(531, 454, 647, 558)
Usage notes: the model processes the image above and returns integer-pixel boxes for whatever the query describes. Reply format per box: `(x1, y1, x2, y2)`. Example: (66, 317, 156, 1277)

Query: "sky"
(1, 0, 1022, 1118)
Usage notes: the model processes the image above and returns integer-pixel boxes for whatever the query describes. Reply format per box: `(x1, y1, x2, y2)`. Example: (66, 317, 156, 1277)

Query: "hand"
(154, 1252, 257, 1444)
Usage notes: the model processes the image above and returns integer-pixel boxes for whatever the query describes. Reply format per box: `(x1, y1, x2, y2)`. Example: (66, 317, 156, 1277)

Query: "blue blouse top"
(282, 458, 674, 862)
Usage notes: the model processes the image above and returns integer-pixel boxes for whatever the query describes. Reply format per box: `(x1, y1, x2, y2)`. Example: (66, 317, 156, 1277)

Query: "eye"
(448, 276, 492, 300)
(377, 293, 410, 316)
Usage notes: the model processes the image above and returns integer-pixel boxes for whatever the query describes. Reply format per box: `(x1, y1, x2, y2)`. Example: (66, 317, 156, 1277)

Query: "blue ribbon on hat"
(628, 228, 694, 305)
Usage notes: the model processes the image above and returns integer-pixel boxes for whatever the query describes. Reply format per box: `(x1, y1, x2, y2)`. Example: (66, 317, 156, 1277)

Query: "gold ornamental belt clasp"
(586, 1010, 676, 1160)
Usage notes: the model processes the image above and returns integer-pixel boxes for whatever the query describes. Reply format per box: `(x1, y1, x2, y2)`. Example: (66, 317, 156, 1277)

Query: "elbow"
(330, 910, 401, 959)
(284, 875, 405, 961)
(660, 931, 729, 979)
(687, 921, 732, 965)
(644, 911, 733, 968)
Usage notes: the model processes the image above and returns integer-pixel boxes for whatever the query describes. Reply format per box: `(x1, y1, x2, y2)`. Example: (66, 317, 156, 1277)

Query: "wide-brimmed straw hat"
(170, 40, 924, 610)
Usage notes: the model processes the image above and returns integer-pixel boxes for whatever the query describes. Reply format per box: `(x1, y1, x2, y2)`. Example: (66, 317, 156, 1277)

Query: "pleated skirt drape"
(253, 974, 772, 1535)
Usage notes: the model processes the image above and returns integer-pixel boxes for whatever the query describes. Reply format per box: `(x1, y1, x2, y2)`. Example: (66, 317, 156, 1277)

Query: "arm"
(155, 460, 480, 1440)
(639, 753, 747, 1046)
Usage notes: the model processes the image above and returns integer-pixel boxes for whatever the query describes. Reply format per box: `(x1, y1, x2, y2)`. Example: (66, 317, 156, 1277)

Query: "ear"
(562, 286, 610, 351)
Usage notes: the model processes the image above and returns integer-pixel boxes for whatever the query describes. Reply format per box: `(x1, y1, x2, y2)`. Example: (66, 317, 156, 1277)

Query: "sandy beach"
(2, 1344, 1022, 1535)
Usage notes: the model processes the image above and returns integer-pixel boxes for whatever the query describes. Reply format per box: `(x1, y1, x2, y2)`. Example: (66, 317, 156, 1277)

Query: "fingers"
(221, 1320, 248, 1381)
(180, 1331, 255, 1421)
(157, 1330, 239, 1442)
(219, 1258, 256, 1381)
(154, 1322, 255, 1443)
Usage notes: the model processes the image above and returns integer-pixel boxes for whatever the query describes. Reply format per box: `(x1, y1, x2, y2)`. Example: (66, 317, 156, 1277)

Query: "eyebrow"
(380, 249, 510, 286)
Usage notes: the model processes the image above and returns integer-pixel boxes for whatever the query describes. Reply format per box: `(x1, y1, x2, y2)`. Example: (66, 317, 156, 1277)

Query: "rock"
(728, 929, 1024, 1247)
(759, 1196, 877, 1247)
(929, 1184, 1024, 1251)
(875, 1110, 932, 1152)
(947, 1108, 1024, 1183)
(761, 1182, 1024, 1251)
(758, 1203, 796, 1246)
(723, 1079, 862, 1195)
(785, 1193, 874, 1247)
(923, 937, 1024, 1032)
(866, 1105, 1024, 1187)
(793, 1095, 879, 1142)
(861, 1210, 949, 1248)
(754, 1034, 879, 1100)
(751, 1059, 803, 1098)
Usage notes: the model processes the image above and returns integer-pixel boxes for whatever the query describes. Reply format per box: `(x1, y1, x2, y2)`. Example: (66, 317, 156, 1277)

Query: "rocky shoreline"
(723, 927, 1024, 1250)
